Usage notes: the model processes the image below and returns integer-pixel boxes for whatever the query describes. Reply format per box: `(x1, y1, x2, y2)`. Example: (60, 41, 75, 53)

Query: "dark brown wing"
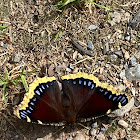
(14, 77, 65, 125)
(62, 73, 129, 122)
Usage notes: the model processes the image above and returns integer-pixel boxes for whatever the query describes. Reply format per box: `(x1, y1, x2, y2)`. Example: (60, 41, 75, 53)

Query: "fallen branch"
(71, 39, 94, 57)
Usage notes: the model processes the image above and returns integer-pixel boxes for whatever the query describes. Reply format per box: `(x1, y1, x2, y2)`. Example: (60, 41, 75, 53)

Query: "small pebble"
(118, 120, 128, 128)
(103, 43, 109, 54)
(125, 64, 140, 81)
(90, 128, 97, 136)
(69, 64, 74, 70)
(41, 30, 47, 38)
(67, 136, 73, 140)
(135, 51, 140, 59)
(125, 35, 131, 41)
(88, 25, 98, 30)
(129, 8, 140, 29)
(120, 70, 125, 79)
(66, 67, 71, 72)
(14, 135, 19, 140)
(88, 41, 94, 50)
(110, 54, 118, 60)
(9, 53, 21, 63)
(91, 122, 98, 128)
(105, 64, 110, 68)
(100, 127, 106, 132)
(108, 12, 121, 26)
(110, 39, 114, 43)
(73, 134, 85, 140)
(116, 84, 126, 91)
(118, 34, 122, 39)
(96, 132, 106, 140)
(129, 57, 136, 66)
(110, 135, 117, 140)
(37, 138, 44, 140)
(114, 50, 123, 58)
(134, 98, 140, 107)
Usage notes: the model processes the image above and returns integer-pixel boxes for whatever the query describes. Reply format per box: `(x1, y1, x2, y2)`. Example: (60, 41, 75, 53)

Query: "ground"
(0, 0, 140, 140)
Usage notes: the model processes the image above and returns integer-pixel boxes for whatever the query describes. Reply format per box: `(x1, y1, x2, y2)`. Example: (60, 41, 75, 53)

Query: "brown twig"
(71, 39, 95, 57)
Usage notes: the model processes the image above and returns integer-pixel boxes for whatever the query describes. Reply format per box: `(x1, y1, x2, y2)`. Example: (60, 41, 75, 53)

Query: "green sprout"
(0, 67, 38, 104)
(56, 0, 110, 11)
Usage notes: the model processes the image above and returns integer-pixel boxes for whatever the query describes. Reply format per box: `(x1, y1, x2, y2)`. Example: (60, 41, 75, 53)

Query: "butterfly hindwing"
(62, 73, 129, 121)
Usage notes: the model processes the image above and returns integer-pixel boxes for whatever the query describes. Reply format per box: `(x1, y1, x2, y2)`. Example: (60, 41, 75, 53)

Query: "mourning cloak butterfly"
(14, 72, 129, 125)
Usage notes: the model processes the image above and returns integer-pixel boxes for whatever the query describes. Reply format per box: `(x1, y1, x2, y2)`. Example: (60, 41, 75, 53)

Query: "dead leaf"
(4, 36, 12, 44)
(121, 47, 130, 60)
(48, 64, 54, 77)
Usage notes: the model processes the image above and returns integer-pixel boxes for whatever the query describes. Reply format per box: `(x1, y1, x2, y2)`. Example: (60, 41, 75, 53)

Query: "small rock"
(134, 98, 140, 107)
(118, 120, 128, 128)
(118, 34, 122, 39)
(129, 8, 140, 29)
(14, 135, 19, 140)
(129, 57, 137, 66)
(120, 70, 126, 79)
(110, 135, 117, 140)
(125, 64, 140, 81)
(69, 64, 74, 70)
(108, 12, 121, 26)
(105, 64, 110, 68)
(88, 25, 98, 30)
(37, 138, 44, 140)
(125, 35, 131, 41)
(110, 38, 114, 43)
(90, 128, 97, 136)
(88, 41, 94, 50)
(66, 67, 71, 72)
(110, 54, 118, 60)
(96, 133, 106, 140)
(100, 127, 106, 132)
(41, 30, 47, 38)
(135, 51, 140, 59)
(130, 87, 136, 96)
(67, 136, 73, 140)
(73, 134, 85, 140)
(103, 43, 109, 54)
(114, 50, 123, 58)
(9, 53, 21, 63)
(48, 64, 54, 77)
(91, 122, 98, 128)
(116, 84, 126, 91)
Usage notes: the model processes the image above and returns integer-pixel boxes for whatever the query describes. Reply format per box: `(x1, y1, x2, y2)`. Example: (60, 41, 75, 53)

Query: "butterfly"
(14, 72, 129, 125)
